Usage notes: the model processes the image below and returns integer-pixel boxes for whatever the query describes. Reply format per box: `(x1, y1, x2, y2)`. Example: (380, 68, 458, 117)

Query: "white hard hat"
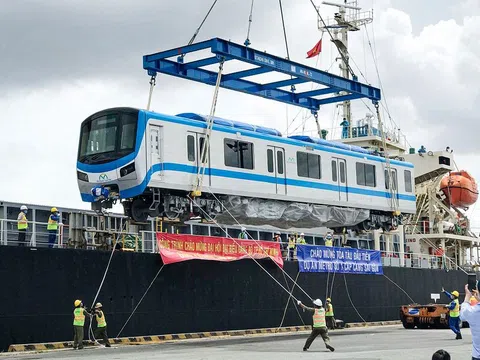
(95, 302, 102, 308)
(20, 205, 28, 211)
(300, 232, 304, 236)
(241, 227, 246, 231)
(313, 299, 323, 307)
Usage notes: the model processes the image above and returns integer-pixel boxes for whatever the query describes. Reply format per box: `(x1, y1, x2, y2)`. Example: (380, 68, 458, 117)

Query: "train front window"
(78, 112, 137, 164)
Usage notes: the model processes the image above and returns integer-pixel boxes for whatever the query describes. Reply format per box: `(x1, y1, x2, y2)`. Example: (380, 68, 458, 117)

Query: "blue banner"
(296, 245, 383, 275)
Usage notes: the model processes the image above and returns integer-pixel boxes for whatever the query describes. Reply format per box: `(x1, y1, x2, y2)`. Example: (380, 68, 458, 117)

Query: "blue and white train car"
(76, 107, 416, 230)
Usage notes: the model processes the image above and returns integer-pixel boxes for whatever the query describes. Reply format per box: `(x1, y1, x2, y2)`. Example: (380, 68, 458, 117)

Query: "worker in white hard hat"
(324, 232, 333, 247)
(17, 205, 28, 247)
(297, 298, 335, 352)
(73, 299, 91, 350)
(239, 227, 248, 239)
(93, 302, 111, 347)
(297, 233, 306, 245)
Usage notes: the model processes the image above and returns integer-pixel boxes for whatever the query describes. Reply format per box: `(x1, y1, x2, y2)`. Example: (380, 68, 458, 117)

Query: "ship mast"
(318, 0, 372, 138)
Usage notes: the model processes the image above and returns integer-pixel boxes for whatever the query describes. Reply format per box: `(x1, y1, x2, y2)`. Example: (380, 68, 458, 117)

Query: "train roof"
(177, 113, 283, 137)
(177, 113, 373, 156)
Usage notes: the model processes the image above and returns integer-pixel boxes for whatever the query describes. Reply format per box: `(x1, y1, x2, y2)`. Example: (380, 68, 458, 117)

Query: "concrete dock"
(1, 325, 473, 359)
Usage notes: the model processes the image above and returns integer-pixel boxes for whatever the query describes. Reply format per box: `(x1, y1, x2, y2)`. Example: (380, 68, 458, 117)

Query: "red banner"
(156, 233, 283, 267)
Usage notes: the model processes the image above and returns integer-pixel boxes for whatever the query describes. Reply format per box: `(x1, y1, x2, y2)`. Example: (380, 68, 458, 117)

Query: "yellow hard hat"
(95, 302, 103, 308)
(452, 291, 459, 297)
(51, 207, 58, 213)
(74, 299, 82, 307)
(326, 298, 331, 302)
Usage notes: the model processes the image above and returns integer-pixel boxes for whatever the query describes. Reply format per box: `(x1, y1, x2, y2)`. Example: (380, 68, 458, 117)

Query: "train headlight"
(120, 162, 136, 177)
(77, 171, 89, 182)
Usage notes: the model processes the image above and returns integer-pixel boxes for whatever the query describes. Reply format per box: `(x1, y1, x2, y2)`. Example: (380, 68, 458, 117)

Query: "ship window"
(404, 170, 413, 192)
(224, 139, 254, 169)
(277, 150, 284, 175)
(356, 162, 376, 187)
(331, 160, 337, 182)
(187, 135, 195, 161)
(267, 149, 274, 173)
(297, 152, 321, 179)
(385, 169, 397, 190)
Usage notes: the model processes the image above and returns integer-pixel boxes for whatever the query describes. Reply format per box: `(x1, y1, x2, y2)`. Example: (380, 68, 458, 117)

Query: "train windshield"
(78, 111, 137, 164)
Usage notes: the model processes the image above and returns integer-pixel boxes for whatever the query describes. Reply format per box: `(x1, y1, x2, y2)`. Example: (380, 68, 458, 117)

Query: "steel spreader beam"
(143, 38, 381, 111)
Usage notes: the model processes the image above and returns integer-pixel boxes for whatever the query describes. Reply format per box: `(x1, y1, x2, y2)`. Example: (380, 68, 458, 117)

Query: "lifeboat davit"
(440, 171, 479, 208)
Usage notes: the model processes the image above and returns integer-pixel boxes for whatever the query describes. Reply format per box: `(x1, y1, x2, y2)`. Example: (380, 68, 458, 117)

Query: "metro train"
(76, 107, 416, 230)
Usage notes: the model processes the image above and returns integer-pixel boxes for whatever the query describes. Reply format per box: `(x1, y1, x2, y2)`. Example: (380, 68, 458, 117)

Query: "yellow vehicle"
(400, 303, 469, 329)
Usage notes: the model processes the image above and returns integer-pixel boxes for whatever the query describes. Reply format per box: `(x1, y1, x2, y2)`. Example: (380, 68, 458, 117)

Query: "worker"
(93, 302, 111, 347)
(340, 118, 349, 139)
(297, 233, 306, 245)
(441, 287, 462, 339)
(17, 205, 28, 247)
(431, 349, 451, 360)
(460, 283, 480, 360)
(47, 207, 60, 248)
(325, 233, 333, 247)
(288, 234, 296, 261)
(297, 299, 335, 352)
(73, 299, 90, 350)
(239, 227, 248, 239)
(273, 232, 281, 243)
(325, 298, 335, 330)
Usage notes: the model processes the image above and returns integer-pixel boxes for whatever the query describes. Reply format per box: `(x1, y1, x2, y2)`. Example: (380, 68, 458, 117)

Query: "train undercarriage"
(92, 187, 402, 232)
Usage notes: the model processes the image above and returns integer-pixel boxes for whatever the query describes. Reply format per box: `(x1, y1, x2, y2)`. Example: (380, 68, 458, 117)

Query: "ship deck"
(3, 325, 473, 359)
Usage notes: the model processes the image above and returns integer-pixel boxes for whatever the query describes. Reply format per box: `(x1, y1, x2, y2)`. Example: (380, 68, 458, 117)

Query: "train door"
(331, 157, 347, 201)
(187, 132, 211, 186)
(267, 146, 287, 195)
(148, 124, 163, 179)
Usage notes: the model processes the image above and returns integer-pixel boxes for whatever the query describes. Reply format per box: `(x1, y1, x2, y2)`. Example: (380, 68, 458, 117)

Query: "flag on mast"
(306, 38, 322, 58)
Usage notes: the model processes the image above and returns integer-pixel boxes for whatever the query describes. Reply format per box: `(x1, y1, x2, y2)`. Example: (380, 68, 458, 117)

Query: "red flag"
(306, 38, 322, 58)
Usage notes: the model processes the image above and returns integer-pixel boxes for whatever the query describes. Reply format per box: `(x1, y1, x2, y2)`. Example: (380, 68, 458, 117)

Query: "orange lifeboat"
(440, 171, 479, 208)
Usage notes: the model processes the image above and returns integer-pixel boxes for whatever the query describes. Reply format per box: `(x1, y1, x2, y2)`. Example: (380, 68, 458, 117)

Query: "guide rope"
(277, 271, 305, 330)
(116, 265, 165, 338)
(187, 194, 313, 302)
(343, 274, 367, 323)
(206, 190, 314, 300)
(382, 273, 416, 303)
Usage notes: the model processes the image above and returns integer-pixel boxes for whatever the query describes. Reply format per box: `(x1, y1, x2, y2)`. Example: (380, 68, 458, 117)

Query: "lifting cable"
(278, 0, 290, 61)
(145, 0, 219, 111)
(192, 59, 225, 197)
(244, 0, 255, 46)
(343, 274, 367, 323)
(187, 194, 314, 302)
(206, 190, 314, 300)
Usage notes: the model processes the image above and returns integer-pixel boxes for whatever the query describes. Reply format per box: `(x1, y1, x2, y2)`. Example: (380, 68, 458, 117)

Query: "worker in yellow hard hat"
(441, 287, 462, 339)
(47, 207, 61, 248)
(73, 300, 91, 350)
(93, 302, 111, 347)
(325, 298, 335, 330)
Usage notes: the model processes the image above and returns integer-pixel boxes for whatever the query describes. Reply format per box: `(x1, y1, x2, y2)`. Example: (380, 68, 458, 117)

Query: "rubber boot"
(456, 333, 462, 340)
(326, 344, 335, 352)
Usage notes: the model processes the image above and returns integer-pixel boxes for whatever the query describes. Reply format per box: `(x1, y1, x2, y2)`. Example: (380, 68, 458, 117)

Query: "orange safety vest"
(313, 308, 326, 328)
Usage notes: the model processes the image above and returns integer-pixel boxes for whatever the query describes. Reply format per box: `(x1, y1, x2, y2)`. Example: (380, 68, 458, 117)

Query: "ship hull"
(0, 246, 468, 351)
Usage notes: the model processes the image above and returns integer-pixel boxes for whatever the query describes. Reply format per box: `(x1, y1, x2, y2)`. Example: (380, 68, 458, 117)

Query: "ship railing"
(294, 125, 407, 147)
(0, 218, 68, 248)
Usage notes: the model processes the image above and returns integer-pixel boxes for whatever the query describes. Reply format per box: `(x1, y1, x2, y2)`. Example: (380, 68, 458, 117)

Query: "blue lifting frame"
(143, 38, 381, 111)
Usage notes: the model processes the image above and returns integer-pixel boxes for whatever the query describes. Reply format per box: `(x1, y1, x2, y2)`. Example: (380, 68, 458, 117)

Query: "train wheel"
(131, 198, 149, 223)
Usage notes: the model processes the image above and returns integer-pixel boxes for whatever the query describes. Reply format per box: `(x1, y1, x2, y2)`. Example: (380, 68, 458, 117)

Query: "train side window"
(331, 160, 337, 182)
(404, 170, 413, 192)
(339, 161, 346, 183)
(277, 150, 284, 174)
(224, 139, 254, 169)
(297, 151, 321, 179)
(267, 149, 274, 173)
(187, 135, 195, 161)
(356, 162, 376, 187)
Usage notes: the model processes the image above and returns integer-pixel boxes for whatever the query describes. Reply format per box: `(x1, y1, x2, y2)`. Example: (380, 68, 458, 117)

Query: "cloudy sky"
(1, 0, 479, 228)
